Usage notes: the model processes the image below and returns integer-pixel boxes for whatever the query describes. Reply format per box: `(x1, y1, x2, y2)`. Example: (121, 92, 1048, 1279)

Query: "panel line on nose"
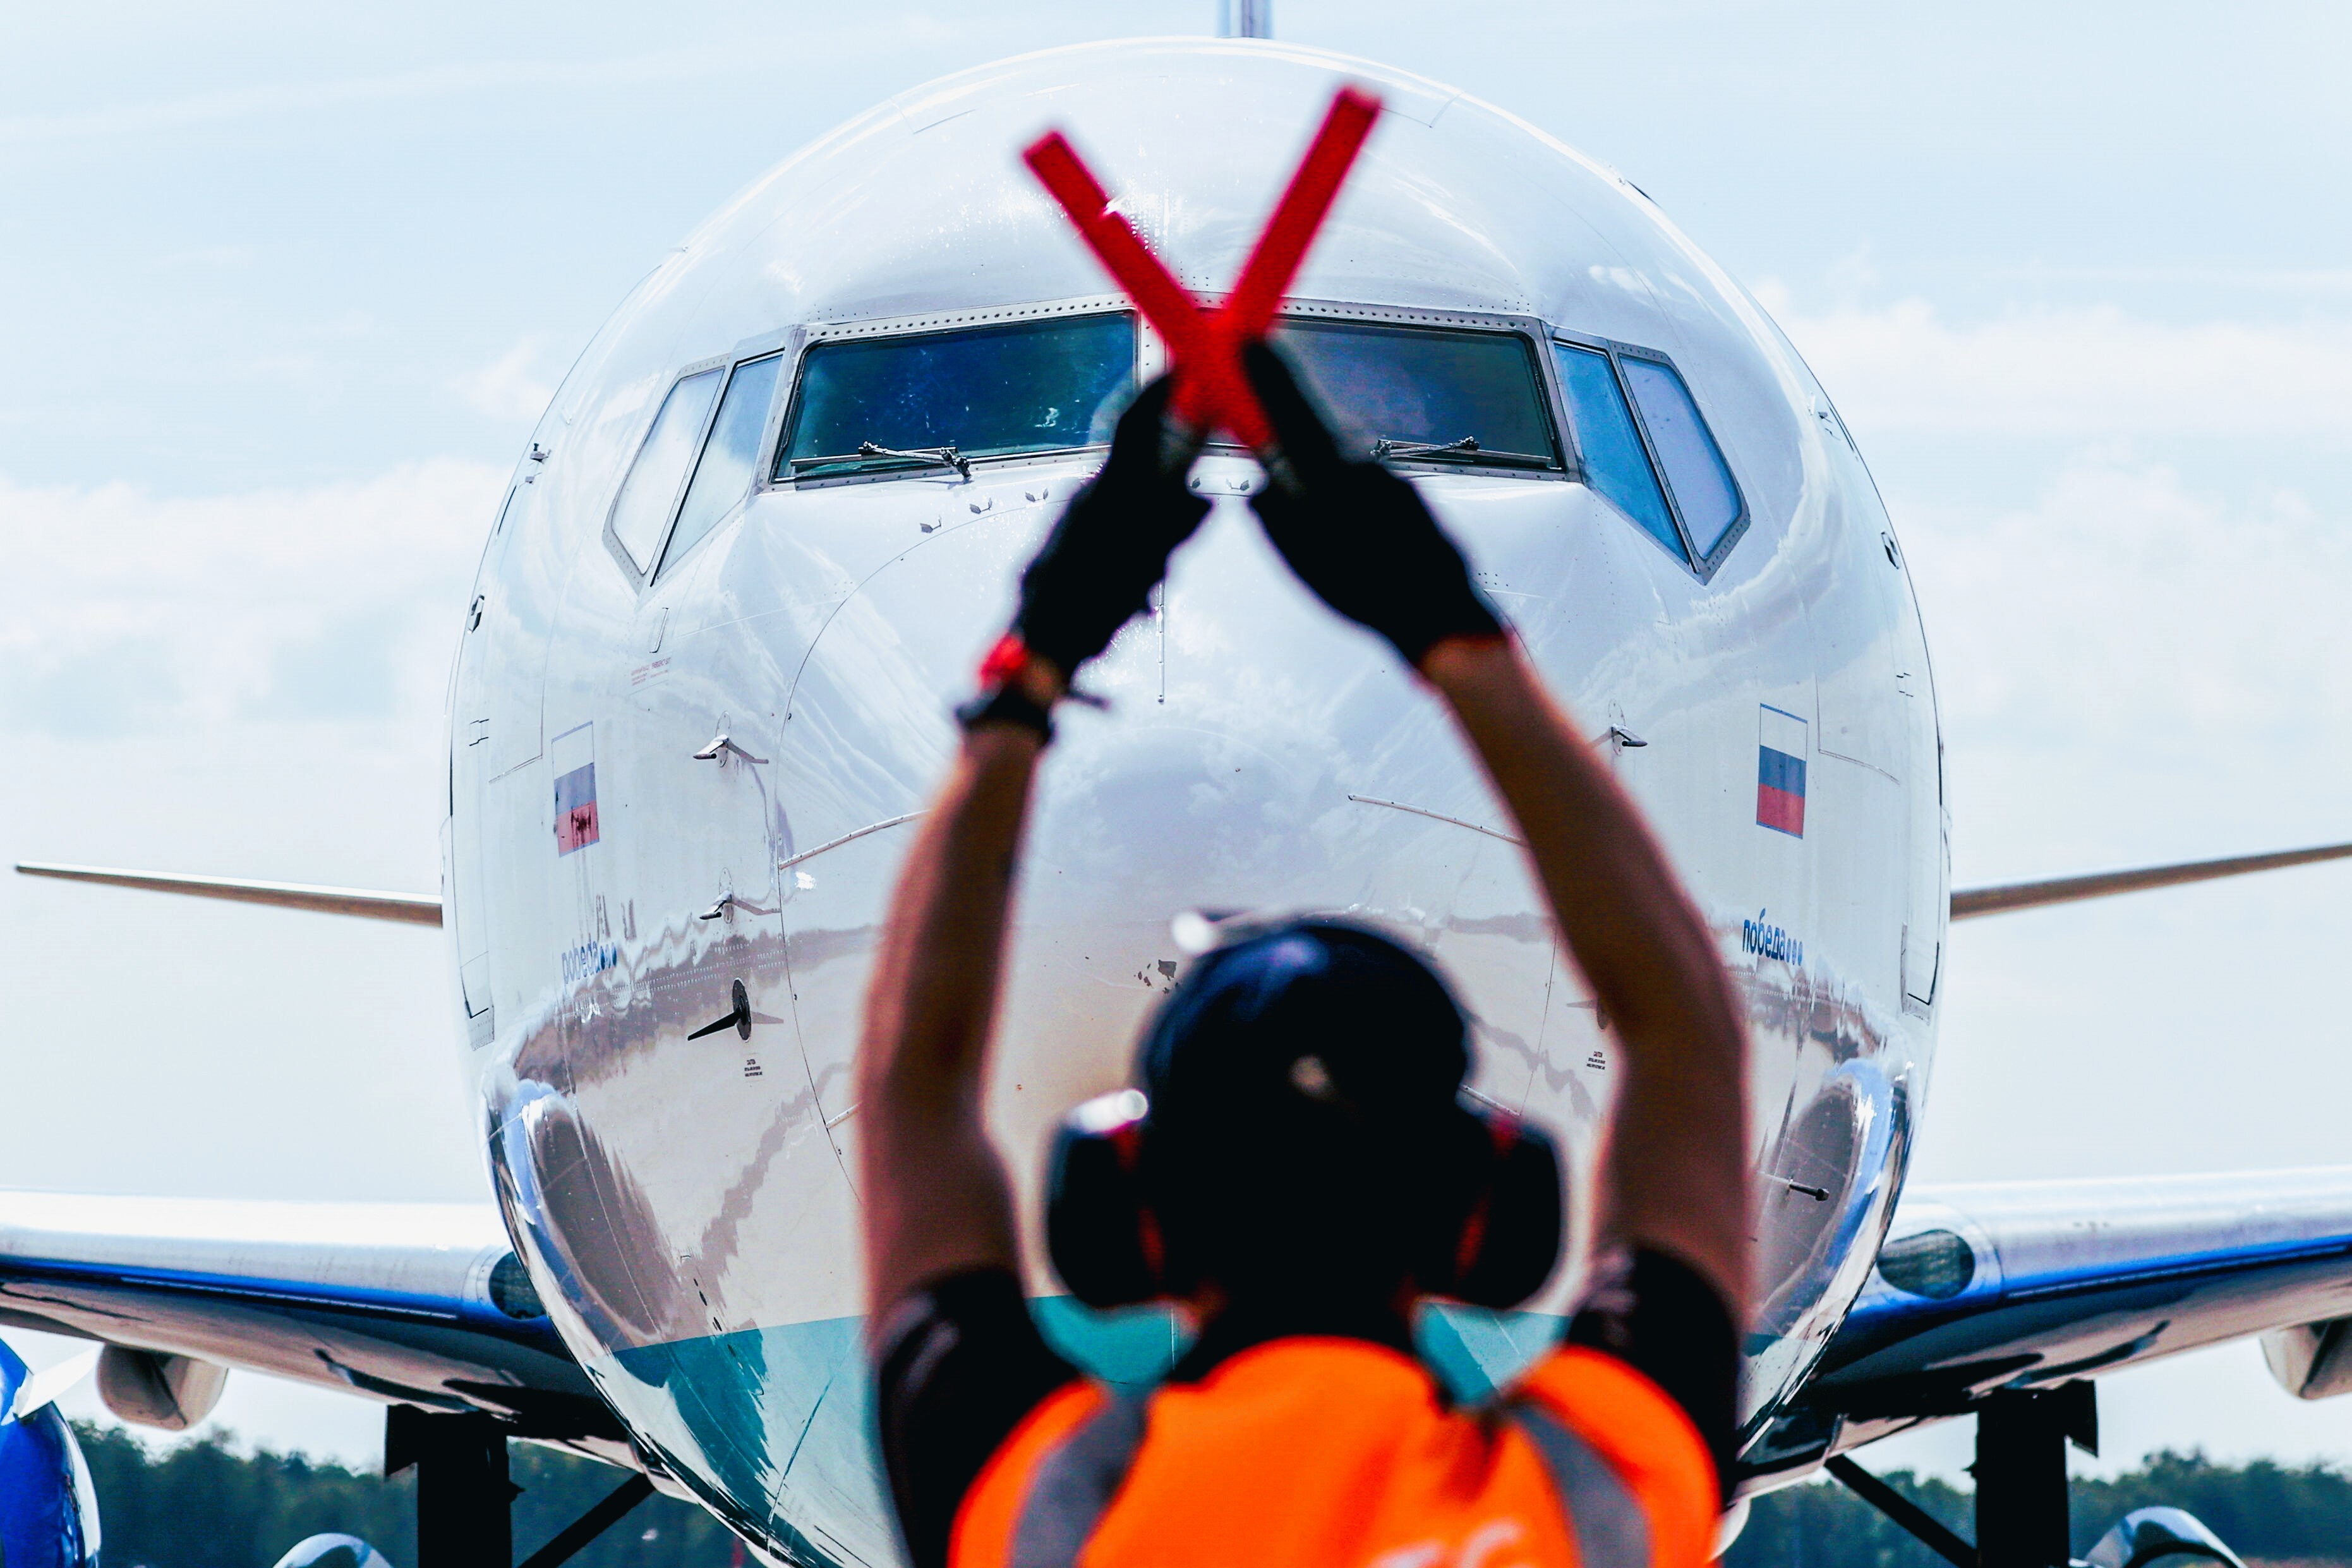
(778, 812, 927, 871)
(1346, 793, 1521, 845)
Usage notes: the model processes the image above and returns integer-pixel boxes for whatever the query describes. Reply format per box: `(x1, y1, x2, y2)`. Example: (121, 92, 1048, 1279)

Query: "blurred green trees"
(74, 1426, 742, 1568)
(1728, 1451, 2352, 1568)
(71, 1426, 2352, 1568)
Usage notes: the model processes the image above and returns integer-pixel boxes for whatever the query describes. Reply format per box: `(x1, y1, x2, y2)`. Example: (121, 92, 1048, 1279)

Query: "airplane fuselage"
(446, 39, 1944, 1562)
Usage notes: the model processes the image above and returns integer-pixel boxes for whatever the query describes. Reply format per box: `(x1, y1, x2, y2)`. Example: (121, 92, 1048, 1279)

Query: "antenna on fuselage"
(1218, 0, 1272, 38)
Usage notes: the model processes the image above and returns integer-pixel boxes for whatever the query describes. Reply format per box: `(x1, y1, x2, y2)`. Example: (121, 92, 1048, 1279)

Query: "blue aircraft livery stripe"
(0, 1253, 565, 1349)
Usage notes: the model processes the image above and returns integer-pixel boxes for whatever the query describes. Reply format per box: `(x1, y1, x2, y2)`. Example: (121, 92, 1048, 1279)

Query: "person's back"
(956, 1336, 1715, 1568)
(856, 349, 1749, 1568)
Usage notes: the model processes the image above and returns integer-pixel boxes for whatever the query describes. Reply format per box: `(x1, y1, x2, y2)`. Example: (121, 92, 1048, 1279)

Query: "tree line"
(75, 1426, 740, 1568)
(75, 1426, 2352, 1568)
(1729, 1450, 2352, 1568)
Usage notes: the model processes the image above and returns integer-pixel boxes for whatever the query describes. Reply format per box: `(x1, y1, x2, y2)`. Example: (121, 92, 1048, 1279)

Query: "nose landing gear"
(1825, 1382, 2246, 1568)
(1825, 1382, 2092, 1568)
(1975, 1384, 2096, 1568)
(385, 1409, 656, 1568)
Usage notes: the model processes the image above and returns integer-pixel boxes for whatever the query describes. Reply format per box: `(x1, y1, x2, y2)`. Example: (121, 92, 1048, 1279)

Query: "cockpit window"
(611, 367, 724, 570)
(1619, 356, 1743, 559)
(1271, 320, 1558, 469)
(658, 352, 783, 578)
(778, 313, 1135, 481)
(1553, 343, 1682, 559)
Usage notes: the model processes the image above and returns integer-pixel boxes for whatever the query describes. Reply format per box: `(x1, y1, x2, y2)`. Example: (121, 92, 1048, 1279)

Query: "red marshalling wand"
(1022, 85, 1384, 449)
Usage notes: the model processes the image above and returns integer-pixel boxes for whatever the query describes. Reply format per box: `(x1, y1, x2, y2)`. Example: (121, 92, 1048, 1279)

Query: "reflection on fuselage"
(447, 40, 1941, 1565)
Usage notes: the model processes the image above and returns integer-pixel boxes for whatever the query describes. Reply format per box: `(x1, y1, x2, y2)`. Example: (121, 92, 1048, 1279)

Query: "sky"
(3, 0, 2351, 1492)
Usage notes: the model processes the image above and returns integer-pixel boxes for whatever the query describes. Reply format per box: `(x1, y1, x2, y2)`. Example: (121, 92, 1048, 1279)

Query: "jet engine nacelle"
(95, 1345, 227, 1432)
(269, 1534, 396, 1568)
(2259, 1316, 2352, 1400)
(2085, 1507, 2247, 1568)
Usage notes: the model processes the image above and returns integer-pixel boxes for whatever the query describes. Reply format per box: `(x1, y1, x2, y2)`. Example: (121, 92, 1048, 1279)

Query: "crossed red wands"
(1022, 86, 1383, 449)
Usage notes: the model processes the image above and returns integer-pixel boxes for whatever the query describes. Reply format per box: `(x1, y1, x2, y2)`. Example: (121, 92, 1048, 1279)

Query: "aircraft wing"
(1950, 840, 2352, 920)
(0, 1191, 629, 1459)
(1752, 1169, 2352, 1478)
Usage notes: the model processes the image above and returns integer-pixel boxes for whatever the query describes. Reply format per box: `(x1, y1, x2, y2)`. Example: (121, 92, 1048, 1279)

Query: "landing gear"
(385, 1408, 656, 1568)
(1825, 1380, 2097, 1568)
(1975, 1384, 2095, 1568)
(1824, 1454, 1974, 1567)
(387, 1410, 516, 1568)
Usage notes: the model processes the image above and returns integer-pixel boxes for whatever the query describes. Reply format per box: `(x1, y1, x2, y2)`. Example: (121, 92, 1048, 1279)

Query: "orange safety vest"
(950, 1337, 1718, 1568)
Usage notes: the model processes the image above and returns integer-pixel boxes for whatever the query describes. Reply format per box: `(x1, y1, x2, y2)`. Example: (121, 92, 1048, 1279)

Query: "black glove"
(1008, 375, 1210, 681)
(1243, 342, 1504, 666)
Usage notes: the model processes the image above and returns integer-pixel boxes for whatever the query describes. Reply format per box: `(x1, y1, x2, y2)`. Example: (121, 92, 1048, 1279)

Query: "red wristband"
(978, 632, 1032, 689)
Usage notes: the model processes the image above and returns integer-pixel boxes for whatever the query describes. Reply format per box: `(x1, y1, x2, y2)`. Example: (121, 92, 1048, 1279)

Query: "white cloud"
(1890, 452, 2352, 873)
(0, 459, 504, 737)
(453, 339, 556, 423)
(1759, 290, 2352, 437)
(1904, 456, 2352, 745)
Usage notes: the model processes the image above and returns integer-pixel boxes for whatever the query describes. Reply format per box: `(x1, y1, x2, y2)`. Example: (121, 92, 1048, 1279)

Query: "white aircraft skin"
(447, 37, 1944, 1562)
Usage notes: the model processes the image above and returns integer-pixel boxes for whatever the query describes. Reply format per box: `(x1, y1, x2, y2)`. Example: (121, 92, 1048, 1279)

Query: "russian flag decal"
(552, 722, 601, 855)
(1756, 704, 1807, 838)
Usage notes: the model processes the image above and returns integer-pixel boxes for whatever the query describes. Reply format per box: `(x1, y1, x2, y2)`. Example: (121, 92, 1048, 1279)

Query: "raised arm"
(1241, 344, 1751, 1310)
(856, 379, 1209, 1320)
(857, 720, 1048, 1318)
(1421, 639, 1749, 1305)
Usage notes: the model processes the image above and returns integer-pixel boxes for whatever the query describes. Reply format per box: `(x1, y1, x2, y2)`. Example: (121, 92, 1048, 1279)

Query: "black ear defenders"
(1420, 1101, 1567, 1310)
(1044, 1090, 1166, 1310)
(1044, 1087, 1565, 1311)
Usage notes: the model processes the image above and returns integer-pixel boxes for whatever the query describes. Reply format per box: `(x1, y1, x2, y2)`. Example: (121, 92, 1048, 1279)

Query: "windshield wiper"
(1370, 435, 1552, 469)
(790, 442, 972, 479)
(858, 441, 971, 478)
(1373, 435, 1480, 461)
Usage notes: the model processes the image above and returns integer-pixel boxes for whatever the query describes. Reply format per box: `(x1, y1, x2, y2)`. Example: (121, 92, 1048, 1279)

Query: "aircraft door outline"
(449, 485, 522, 1043)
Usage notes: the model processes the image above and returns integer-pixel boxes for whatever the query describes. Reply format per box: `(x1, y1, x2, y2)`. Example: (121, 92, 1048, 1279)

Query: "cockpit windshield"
(778, 313, 1137, 481)
(1269, 319, 1560, 470)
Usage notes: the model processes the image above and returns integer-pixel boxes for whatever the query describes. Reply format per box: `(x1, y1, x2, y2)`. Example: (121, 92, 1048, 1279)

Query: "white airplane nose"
(768, 477, 1591, 1227)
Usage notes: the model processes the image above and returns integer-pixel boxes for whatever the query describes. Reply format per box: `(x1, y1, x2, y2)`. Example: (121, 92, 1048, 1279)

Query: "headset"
(1045, 1084, 1564, 1311)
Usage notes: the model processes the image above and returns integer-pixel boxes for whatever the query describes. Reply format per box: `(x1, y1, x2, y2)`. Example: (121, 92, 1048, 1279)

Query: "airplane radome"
(15, 30, 2352, 1568)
